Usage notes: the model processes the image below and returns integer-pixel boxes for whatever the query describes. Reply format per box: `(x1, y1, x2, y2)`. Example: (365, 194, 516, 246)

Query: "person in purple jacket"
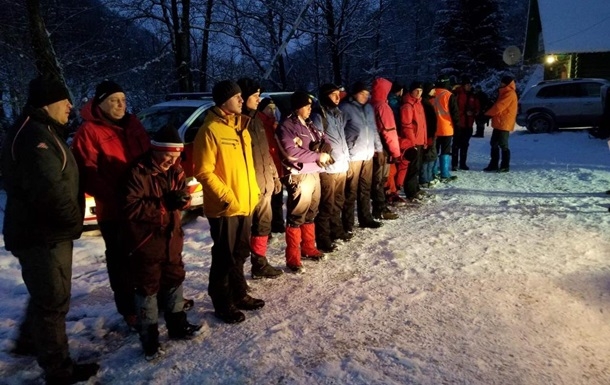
(275, 91, 331, 273)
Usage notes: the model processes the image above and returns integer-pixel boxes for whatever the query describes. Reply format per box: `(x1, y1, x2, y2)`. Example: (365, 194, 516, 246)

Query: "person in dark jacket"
(339, 82, 383, 231)
(452, 76, 480, 170)
(71, 80, 151, 328)
(276, 91, 329, 273)
(2, 75, 99, 384)
(237, 78, 283, 279)
(124, 125, 202, 361)
(311, 83, 352, 252)
(473, 85, 491, 138)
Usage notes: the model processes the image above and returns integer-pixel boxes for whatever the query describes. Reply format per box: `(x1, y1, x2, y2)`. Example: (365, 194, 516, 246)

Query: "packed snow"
(1, 124, 609, 385)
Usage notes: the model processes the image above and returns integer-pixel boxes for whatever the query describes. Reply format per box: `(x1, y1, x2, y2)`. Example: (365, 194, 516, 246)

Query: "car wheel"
(527, 113, 554, 133)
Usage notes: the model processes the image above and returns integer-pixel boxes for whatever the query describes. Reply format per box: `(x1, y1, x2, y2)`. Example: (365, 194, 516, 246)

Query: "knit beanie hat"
(319, 83, 341, 108)
(501, 75, 514, 85)
(350, 81, 368, 95)
(212, 80, 241, 106)
(290, 91, 312, 111)
(460, 75, 472, 85)
(390, 81, 403, 94)
(27, 75, 71, 108)
(151, 124, 184, 152)
(94, 80, 124, 105)
(236, 78, 261, 103)
(409, 81, 424, 92)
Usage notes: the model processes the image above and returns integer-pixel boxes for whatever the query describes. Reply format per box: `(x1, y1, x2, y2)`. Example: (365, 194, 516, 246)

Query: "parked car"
(517, 78, 610, 133)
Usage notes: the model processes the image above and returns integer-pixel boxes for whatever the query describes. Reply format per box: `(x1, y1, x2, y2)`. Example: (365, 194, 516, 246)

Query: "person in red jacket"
(71, 80, 151, 329)
(452, 76, 480, 171)
(400, 81, 428, 201)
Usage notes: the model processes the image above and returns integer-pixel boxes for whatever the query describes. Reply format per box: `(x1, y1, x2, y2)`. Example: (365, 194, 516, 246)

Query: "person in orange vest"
(432, 76, 459, 182)
(483, 75, 518, 173)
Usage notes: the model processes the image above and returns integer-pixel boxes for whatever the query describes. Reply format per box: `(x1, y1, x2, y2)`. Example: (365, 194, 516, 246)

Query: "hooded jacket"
(340, 97, 383, 161)
(370, 78, 401, 159)
(486, 80, 518, 132)
(193, 106, 260, 218)
(71, 100, 150, 221)
(400, 93, 427, 148)
(2, 107, 83, 250)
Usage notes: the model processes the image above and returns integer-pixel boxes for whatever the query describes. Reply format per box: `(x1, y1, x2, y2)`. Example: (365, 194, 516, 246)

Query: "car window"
(536, 84, 580, 98)
(138, 106, 198, 136)
(184, 109, 210, 143)
(580, 82, 603, 97)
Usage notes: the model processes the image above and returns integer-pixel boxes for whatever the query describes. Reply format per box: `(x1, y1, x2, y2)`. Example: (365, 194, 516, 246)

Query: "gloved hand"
(164, 190, 191, 211)
(403, 147, 418, 161)
(273, 178, 282, 194)
(319, 139, 332, 154)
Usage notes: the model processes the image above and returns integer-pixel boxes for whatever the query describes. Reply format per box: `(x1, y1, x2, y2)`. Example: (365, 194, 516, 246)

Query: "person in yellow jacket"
(193, 80, 263, 324)
(483, 75, 518, 173)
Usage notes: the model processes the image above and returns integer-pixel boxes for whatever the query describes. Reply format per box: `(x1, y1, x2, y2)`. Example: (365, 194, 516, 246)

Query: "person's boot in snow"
(285, 225, 304, 272)
(484, 147, 500, 172)
(235, 294, 265, 310)
(498, 149, 510, 172)
(140, 324, 165, 361)
(300, 222, 325, 260)
(165, 311, 202, 339)
(214, 304, 246, 324)
(439, 154, 457, 182)
(250, 235, 283, 279)
(45, 359, 100, 385)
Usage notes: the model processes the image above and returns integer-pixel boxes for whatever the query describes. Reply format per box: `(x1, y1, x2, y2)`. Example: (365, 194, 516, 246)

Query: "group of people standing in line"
(1, 70, 517, 383)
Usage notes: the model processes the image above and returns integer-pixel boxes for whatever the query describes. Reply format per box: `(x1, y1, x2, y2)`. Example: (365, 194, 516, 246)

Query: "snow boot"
(459, 147, 469, 170)
(285, 225, 303, 271)
(140, 324, 164, 361)
(45, 360, 100, 384)
(300, 222, 325, 260)
(484, 147, 499, 172)
(250, 236, 283, 279)
(213, 304, 246, 324)
(235, 294, 265, 310)
(499, 149, 510, 172)
(165, 311, 202, 339)
(439, 154, 457, 182)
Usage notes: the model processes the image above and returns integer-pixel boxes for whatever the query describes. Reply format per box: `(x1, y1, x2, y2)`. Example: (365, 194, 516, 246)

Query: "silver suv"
(517, 78, 610, 133)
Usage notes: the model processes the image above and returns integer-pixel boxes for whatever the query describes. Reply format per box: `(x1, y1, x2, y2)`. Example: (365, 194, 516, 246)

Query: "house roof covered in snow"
(537, 0, 610, 53)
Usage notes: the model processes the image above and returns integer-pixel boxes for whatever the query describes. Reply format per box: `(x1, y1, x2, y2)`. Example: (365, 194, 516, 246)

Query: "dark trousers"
(343, 159, 374, 231)
(284, 173, 321, 227)
(489, 129, 511, 169)
(270, 189, 285, 232)
(14, 241, 73, 378)
(251, 193, 273, 236)
(207, 215, 252, 310)
(404, 146, 423, 198)
(316, 172, 347, 244)
(99, 220, 135, 317)
(436, 136, 453, 156)
(452, 126, 472, 167)
(371, 152, 390, 213)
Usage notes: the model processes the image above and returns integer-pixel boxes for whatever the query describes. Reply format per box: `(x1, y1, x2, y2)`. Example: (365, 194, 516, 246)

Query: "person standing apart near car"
(483, 75, 518, 173)
(193, 80, 263, 324)
(2, 75, 99, 384)
(276, 91, 329, 273)
(123, 124, 202, 361)
(237, 78, 283, 279)
(71, 80, 151, 329)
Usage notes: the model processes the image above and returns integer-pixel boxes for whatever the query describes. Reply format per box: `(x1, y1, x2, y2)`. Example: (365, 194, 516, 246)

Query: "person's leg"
(315, 172, 335, 251)
(404, 146, 422, 198)
(250, 194, 282, 278)
(498, 131, 511, 172)
(357, 159, 376, 224)
(342, 161, 360, 233)
(270, 189, 285, 233)
(484, 129, 501, 171)
(330, 172, 347, 239)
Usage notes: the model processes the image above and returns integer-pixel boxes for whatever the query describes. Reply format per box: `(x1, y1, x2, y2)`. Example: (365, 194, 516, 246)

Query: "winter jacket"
(370, 78, 401, 159)
(276, 114, 326, 175)
(2, 107, 83, 251)
(193, 106, 260, 218)
(432, 88, 459, 137)
(340, 98, 383, 161)
(486, 81, 518, 132)
(311, 106, 350, 173)
(123, 154, 187, 295)
(400, 93, 427, 149)
(388, 93, 402, 128)
(454, 86, 480, 128)
(71, 101, 150, 222)
(259, 112, 283, 177)
(242, 109, 279, 197)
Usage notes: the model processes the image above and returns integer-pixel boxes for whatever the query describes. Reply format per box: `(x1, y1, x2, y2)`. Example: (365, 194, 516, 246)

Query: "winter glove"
(273, 178, 282, 194)
(164, 190, 191, 211)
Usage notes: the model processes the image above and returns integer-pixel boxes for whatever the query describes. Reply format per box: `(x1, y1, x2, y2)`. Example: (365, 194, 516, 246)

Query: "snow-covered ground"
(1, 125, 609, 385)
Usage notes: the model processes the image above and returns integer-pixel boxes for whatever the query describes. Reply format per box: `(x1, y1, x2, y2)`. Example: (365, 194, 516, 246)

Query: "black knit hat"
(409, 81, 424, 92)
(422, 82, 435, 97)
(236, 78, 261, 102)
(501, 75, 514, 85)
(319, 83, 341, 97)
(460, 75, 472, 85)
(151, 124, 184, 152)
(350, 81, 368, 95)
(94, 80, 124, 105)
(390, 81, 403, 94)
(435, 75, 451, 89)
(212, 80, 241, 106)
(27, 75, 71, 108)
(290, 91, 312, 111)
(258, 97, 274, 112)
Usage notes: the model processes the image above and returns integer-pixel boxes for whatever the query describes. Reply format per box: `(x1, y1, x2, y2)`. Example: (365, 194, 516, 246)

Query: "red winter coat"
(123, 155, 187, 296)
(400, 93, 427, 149)
(370, 78, 401, 159)
(259, 111, 283, 178)
(71, 101, 150, 221)
(455, 86, 480, 128)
